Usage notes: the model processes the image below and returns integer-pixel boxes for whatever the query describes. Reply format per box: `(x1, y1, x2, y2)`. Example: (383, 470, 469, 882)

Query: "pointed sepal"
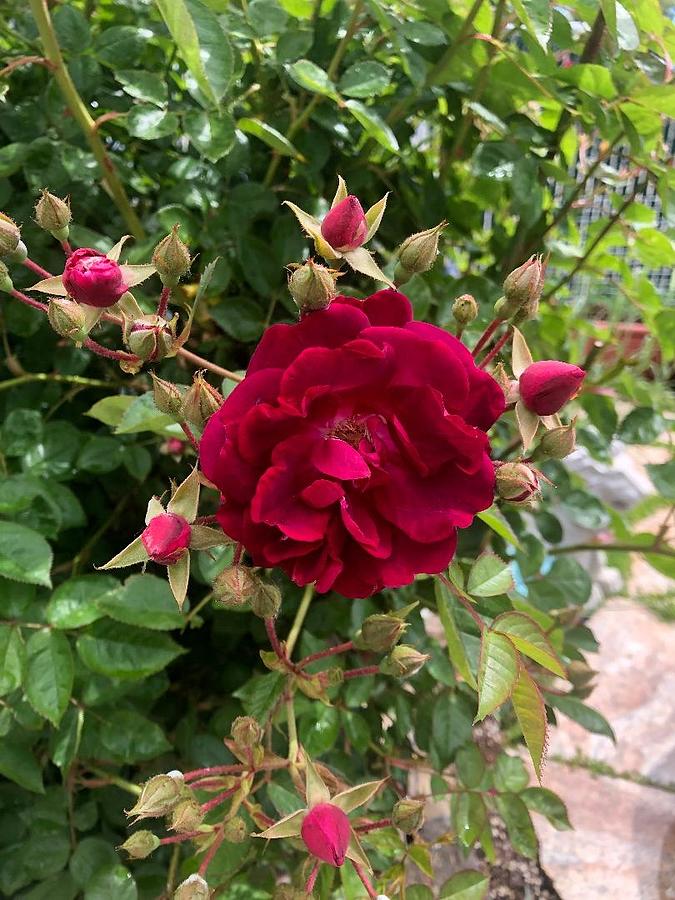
(342, 247, 393, 287)
(98, 535, 149, 570)
(28, 275, 67, 296)
(515, 400, 540, 451)
(145, 496, 165, 525)
(331, 175, 348, 208)
(168, 552, 190, 611)
(167, 468, 200, 522)
(511, 327, 534, 378)
(119, 264, 156, 288)
(331, 780, 386, 814)
(364, 193, 389, 242)
(107, 235, 132, 262)
(303, 752, 331, 808)
(254, 808, 306, 840)
(345, 829, 372, 872)
(189, 524, 232, 550)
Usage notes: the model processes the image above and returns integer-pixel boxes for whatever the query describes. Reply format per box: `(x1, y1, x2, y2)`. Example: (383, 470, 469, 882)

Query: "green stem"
(550, 542, 674, 557)
(0, 373, 114, 393)
(85, 765, 142, 796)
(28, 0, 146, 240)
(286, 584, 315, 658)
(286, 693, 299, 766)
(182, 592, 214, 629)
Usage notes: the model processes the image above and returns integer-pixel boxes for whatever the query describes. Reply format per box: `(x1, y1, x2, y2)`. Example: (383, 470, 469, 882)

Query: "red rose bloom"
(199, 291, 504, 598)
(62, 247, 127, 308)
(141, 513, 191, 565)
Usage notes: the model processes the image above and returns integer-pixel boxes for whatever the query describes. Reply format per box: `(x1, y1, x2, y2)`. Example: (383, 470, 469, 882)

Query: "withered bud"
(396, 222, 446, 278)
(222, 816, 247, 843)
(538, 421, 577, 460)
(170, 796, 204, 833)
(212, 565, 258, 609)
(126, 315, 174, 362)
(174, 874, 210, 900)
(153, 225, 191, 287)
(250, 581, 282, 619)
(495, 461, 540, 507)
(119, 830, 160, 859)
(288, 259, 338, 312)
(0, 213, 21, 258)
(151, 373, 184, 418)
(0, 260, 14, 294)
(126, 771, 184, 821)
(380, 645, 430, 678)
(231, 715, 263, 749)
(356, 613, 407, 653)
(47, 297, 87, 344)
(34, 190, 71, 240)
(392, 797, 425, 833)
(180, 371, 223, 426)
(452, 293, 478, 326)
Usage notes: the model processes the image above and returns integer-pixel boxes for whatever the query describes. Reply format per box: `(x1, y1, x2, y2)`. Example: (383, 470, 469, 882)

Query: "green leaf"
(345, 100, 399, 153)
(477, 506, 522, 549)
(126, 105, 179, 139)
(0, 624, 25, 696)
(249, 0, 289, 34)
(338, 61, 391, 98)
(287, 59, 338, 98)
(618, 407, 666, 443)
(45, 575, 120, 628)
(493, 752, 530, 792)
(467, 552, 514, 597)
(184, 109, 236, 162)
(455, 745, 486, 790)
(510, 0, 552, 48)
(2, 408, 42, 456)
(527, 557, 591, 609)
(476, 631, 518, 721)
(97, 574, 185, 630)
(646, 460, 675, 499)
(85, 396, 135, 428)
(0, 741, 44, 793)
(0, 521, 52, 587)
(84, 864, 137, 900)
(521, 787, 572, 830)
(492, 611, 566, 678)
(69, 838, 118, 888)
(114, 393, 176, 435)
(51, 704, 84, 772)
(76, 620, 184, 680)
(431, 691, 474, 768)
(495, 794, 538, 858)
(299, 704, 340, 756)
(434, 578, 477, 689)
(99, 710, 171, 762)
(548, 695, 616, 741)
(25, 629, 74, 726)
(237, 117, 302, 159)
(77, 435, 124, 474)
(116, 69, 168, 105)
(512, 667, 547, 781)
(234, 671, 285, 720)
(94, 26, 145, 67)
(400, 21, 447, 45)
(408, 844, 433, 877)
(439, 869, 489, 900)
(452, 792, 487, 849)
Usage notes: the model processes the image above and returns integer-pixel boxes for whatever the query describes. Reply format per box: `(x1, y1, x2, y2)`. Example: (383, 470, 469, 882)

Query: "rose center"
(330, 416, 367, 448)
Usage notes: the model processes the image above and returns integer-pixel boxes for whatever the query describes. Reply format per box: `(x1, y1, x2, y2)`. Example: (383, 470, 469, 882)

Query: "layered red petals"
(200, 292, 505, 598)
(62, 248, 127, 308)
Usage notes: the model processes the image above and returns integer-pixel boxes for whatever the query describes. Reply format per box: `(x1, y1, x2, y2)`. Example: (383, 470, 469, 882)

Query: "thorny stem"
(28, 0, 146, 239)
(479, 328, 513, 369)
(355, 818, 392, 834)
(10, 288, 47, 313)
(200, 785, 239, 814)
(184, 764, 245, 782)
(305, 860, 320, 894)
(180, 421, 200, 453)
(83, 337, 139, 363)
(22, 257, 52, 279)
(198, 826, 226, 877)
(472, 317, 503, 357)
(157, 285, 171, 318)
(61, 240, 73, 256)
(351, 859, 378, 898)
(343, 665, 380, 680)
(286, 584, 315, 658)
(177, 347, 244, 382)
(438, 573, 485, 633)
(265, 617, 295, 671)
(159, 830, 204, 846)
(298, 640, 355, 669)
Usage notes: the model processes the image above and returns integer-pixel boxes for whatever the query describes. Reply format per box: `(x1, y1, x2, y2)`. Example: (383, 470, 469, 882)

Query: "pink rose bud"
(301, 802, 351, 867)
(320, 196, 368, 252)
(62, 247, 127, 308)
(519, 360, 585, 415)
(141, 513, 191, 565)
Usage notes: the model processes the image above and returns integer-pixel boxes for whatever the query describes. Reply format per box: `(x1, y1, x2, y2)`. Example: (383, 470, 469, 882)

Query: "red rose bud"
(495, 462, 540, 507)
(63, 248, 127, 308)
(301, 802, 351, 867)
(321, 195, 368, 251)
(163, 437, 188, 456)
(34, 189, 71, 240)
(141, 513, 191, 565)
(519, 360, 585, 415)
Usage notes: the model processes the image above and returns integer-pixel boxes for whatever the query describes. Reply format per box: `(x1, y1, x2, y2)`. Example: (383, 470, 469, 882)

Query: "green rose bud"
(153, 225, 191, 287)
(34, 189, 71, 240)
(212, 565, 258, 609)
(231, 716, 263, 749)
(288, 259, 338, 312)
(538, 421, 577, 459)
(356, 613, 407, 653)
(222, 816, 247, 843)
(119, 830, 161, 859)
(180, 371, 223, 426)
(395, 222, 446, 282)
(380, 645, 430, 678)
(174, 874, 210, 900)
(0, 260, 14, 294)
(392, 797, 425, 833)
(250, 581, 282, 619)
(126, 771, 184, 821)
(151, 373, 184, 418)
(169, 796, 204, 833)
(47, 297, 88, 344)
(495, 461, 540, 507)
(0, 213, 21, 258)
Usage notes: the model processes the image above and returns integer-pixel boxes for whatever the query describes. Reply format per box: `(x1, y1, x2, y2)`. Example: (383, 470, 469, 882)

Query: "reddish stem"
(472, 317, 503, 356)
(180, 421, 200, 453)
(195, 514, 218, 525)
(264, 617, 302, 674)
(61, 240, 73, 256)
(184, 764, 244, 782)
(351, 860, 377, 898)
(83, 337, 139, 363)
(355, 818, 392, 834)
(22, 257, 53, 279)
(305, 861, 320, 894)
(479, 327, 513, 368)
(200, 785, 238, 814)
(233, 542, 243, 565)
(159, 830, 203, 845)
(438, 573, 485, 633)
(157, 285, 171, 318)
(298, 640, 355, 669)
(198, 826, 226, 877)
(343, 665, 379, 680)
(9, 288, 48, 313)
(188, 777, 236, 790)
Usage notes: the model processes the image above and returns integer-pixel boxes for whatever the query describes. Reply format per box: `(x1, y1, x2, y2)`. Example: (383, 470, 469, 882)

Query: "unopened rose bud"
(392, 798, 425, 833)
(127, 772, 184, 821)
(231, 716, 263, 749)
(0, 213, 21, 258)
(213, 565, 258, 609)
(538, 421, 577, 459)
(126, 315, 174, 362)
(250, 581, 282, 619)
(180, 371, 223, 426)
(519, 360, 585, 416)
(452, 293, 478, 326)
(62, 248, 127, 308)
(222, 816, 247, 843)
(120, 830, 160, 859)
(288, 259, 338, 312)
(501, 255, 546, 315)
(47, 297, 88, 344)
(151, 373, 184, 418)
(170, 796, 204, 833)
(321, 196, 368, 252)
(495, 462, 540, 507)
(0, 260, 14, 294)
(380, 645, 430, 678)
(356, 614, 407, 653)
(174, 874, 210, 900)
(163, 437, 187, 456)
(396, 222, 446, 280)
(301, 802, 351, 867)
(153, 225, 191, 287)
(142, 513, 191, 565)
(34, 189, 71, 240)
